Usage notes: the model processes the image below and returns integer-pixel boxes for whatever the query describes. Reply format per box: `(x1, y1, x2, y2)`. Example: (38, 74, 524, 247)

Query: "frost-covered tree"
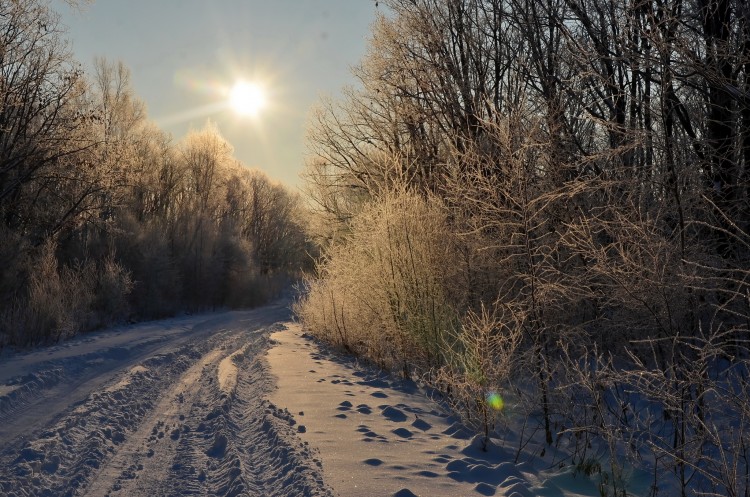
(299, 1, 750, 494)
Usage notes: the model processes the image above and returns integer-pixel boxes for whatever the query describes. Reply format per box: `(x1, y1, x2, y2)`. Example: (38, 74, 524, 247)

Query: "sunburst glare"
(229, 81, 266, 117)
(158, 68, 274, 127)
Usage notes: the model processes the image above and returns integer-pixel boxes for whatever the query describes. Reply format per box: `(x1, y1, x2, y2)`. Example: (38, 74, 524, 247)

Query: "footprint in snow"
(392, 427, 413, 438)
(442, 421, 473, 439)
(393, 487, 419, 496)
(206, 433, 227, 458)
(381, 405, 407, 422)
(411, 418, 431, 431)
(41, 455, 60, 474)
(358, 378, 390, 388)
(474, 482, 496, 496)
(431, 455, 452, 464)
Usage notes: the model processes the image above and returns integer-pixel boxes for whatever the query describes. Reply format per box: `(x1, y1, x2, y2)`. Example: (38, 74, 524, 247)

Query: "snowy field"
(0, 300, 612, 496)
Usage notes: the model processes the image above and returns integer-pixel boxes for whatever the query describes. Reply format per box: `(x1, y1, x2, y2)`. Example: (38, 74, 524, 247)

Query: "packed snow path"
(0, 302, 331, 497)
(0, 301, 609, 497)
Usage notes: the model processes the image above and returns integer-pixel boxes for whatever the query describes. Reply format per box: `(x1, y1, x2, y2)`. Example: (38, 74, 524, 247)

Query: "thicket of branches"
(297, 1, 750, 495)
(0, 0, 312, 346)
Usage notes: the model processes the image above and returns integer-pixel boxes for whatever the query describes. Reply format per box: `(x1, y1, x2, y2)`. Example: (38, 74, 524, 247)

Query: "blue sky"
(53, 0, 378, 187)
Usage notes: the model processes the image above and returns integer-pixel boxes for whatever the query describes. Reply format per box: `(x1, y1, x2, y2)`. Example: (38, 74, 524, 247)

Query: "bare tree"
(0, 0, 91, 237)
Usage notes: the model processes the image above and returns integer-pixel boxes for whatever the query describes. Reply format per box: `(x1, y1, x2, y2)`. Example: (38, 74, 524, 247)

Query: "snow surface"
(0, 300, 614, 496)
(267, 324, 619, 497)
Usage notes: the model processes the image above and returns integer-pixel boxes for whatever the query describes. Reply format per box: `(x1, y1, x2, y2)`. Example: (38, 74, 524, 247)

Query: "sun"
(229, 81, 266, 117)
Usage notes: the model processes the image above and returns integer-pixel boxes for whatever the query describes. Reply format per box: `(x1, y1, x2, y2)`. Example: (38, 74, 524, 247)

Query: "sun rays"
(156, 67, 272, 128)
(229, 81, 267, 117)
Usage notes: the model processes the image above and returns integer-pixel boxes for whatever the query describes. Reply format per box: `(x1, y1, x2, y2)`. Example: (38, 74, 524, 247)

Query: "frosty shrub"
(2, 242, 95, 345)
(117, 219, 182, 319)
(172, 210, 223, 310)
(435, 301, 523, 449)
(215, 231, 262, 309)
(559, 186, 706, 354)
(296, 191, 463, 373)
(296, 0, 750, 494)
(89, 257, 133, 328)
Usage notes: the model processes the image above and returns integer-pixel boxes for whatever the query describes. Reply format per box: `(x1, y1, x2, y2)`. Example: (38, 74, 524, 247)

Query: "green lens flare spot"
(486, 392, 504, 411)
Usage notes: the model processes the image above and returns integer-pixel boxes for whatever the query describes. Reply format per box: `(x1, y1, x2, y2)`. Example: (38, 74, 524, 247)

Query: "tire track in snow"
(0, 305, 331, 497)
(82, 344, 229, 496)
(161, 329, 331, 497)
(220, 341, 331, 497)
(0, 343, 203, 496)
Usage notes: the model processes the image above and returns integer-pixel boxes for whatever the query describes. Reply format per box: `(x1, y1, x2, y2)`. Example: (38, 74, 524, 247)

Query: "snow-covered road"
(0, 301, 331, 497)
(0, 300, 607, 497)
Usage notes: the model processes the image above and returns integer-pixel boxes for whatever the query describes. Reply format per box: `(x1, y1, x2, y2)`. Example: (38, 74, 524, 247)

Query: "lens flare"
(229, 81, 266, 117)
(166, 67, 273, 126)
(486, 392, 504, 411)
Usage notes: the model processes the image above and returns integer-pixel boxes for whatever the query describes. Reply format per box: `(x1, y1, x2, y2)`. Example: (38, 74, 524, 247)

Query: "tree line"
(0, 0, 312, 347)
(296, 1, 750, 495)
